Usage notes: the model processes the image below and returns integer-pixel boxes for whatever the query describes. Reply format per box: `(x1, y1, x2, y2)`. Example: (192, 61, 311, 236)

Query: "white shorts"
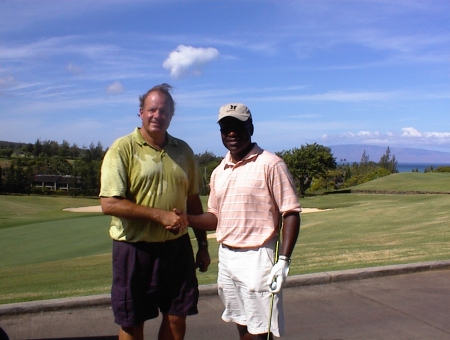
(217, 238, 284, 337)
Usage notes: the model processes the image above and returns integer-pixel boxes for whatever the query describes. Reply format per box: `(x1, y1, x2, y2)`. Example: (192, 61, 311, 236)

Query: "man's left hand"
(266, 258, 290, 293)
(196, 247, 211, 272)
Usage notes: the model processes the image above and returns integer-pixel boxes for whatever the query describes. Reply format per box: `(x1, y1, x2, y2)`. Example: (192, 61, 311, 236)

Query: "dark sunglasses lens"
(220, 124, 248, 134)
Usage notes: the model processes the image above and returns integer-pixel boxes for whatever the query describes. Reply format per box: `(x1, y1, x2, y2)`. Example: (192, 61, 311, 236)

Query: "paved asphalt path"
(1, 260, 449, 340)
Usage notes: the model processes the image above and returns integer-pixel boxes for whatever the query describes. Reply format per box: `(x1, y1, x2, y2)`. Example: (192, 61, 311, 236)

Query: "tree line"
(194, 144, 400, 196)
(0, 139, 104, 160)
(0, 138, 405, 197)
(277, 144, 399, 195)
(0, 139, 105, 196)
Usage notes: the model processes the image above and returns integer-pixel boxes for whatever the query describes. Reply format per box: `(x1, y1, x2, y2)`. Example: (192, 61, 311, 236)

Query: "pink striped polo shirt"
(207, 144, 301, 248)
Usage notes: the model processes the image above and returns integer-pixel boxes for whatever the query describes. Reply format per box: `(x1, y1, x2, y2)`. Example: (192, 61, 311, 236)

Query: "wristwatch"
(278, 255, 291, 263)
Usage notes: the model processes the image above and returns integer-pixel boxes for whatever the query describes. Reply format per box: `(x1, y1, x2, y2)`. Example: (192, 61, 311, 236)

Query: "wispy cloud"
(0, 75, 16, 90)
(262, 91, 399, 102)
(67, 63, 82, 75)
(0, 36, 103, 60)
(323, 127, 450, 149)
(106, 81, 125, 95)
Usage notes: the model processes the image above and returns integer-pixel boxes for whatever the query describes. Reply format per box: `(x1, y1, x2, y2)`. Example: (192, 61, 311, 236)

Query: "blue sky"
(1, 0, 449, 156)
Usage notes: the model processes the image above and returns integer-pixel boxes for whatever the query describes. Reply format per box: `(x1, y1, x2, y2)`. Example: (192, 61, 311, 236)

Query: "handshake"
(165, 208, 188, 234)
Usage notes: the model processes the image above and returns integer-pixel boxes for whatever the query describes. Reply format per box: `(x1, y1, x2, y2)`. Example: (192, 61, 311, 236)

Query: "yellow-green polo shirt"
(100, 128, 199, 242)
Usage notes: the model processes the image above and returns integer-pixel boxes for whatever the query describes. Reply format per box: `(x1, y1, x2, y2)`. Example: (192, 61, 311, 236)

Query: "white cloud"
(325, 127, 450, 149)
(401, 127, 422, 137)
(357, 130, 379, 137)
(425, 132, 450, 139)
(106, 81, 124, 95)
(163, 45, 219, 79)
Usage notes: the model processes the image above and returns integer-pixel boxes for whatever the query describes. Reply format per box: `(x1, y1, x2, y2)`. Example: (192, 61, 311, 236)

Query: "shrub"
(363, 168, 391, 182)
(434, 166, 450, 173)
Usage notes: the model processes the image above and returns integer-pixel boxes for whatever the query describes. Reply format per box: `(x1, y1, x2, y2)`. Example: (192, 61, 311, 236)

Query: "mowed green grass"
(0, 196, 113, 303)
(0, 195, 103, 230)
(1, 173, 450, 304)
(351, 172, 450, 192)
(295, 193, 450, 274)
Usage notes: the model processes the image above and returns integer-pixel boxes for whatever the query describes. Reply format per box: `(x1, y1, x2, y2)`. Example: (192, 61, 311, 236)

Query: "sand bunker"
(63, 206, 102, 213)
(300, 208, 331, 213)
(64, 206, 330, 240)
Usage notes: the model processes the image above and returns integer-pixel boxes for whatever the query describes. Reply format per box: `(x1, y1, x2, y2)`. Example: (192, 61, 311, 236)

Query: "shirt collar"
(133, 127, 178, 149)
(223, 143, 263, 169)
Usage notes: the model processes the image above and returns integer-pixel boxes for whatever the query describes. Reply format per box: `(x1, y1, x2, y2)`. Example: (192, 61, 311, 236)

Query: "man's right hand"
(164, 208, 188, 234)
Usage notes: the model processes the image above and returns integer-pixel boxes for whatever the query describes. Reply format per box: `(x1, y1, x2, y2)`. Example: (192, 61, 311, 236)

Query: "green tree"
(360, 150, 369, 164)
(89, 142, 105, 160)
(33, 139, 42, 157)
(0, 148, 13, 158)
(0, 166, 3, 193)
(59, 140, 71, 158)
(379, 146, 398, 173)
(14, 162, 29, 194)
(20, 143, 34, 157)
(195, 151, 223, 195)
(69, 143, 81, 159)
(277, 143, 337, 195)
(6, 164, 14, 193)
(77, 159, 101, 197)
(363, 168, 391, 182)
(434, 166, 450, 173)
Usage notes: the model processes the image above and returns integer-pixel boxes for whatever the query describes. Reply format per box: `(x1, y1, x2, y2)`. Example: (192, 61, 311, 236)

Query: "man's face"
(219, 117, 253, 157)
(139, 91, 173, 137)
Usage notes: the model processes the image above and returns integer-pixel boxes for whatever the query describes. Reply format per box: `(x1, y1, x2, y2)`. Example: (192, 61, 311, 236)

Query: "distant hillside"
(329, 144, 450, 164)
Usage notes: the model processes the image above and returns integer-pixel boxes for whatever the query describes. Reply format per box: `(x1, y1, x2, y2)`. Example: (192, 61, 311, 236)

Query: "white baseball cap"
(218, 103, 252, 122)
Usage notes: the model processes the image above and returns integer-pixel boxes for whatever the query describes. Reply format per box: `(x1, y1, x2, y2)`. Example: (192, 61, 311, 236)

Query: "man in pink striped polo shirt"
(189, 103, 301, 339)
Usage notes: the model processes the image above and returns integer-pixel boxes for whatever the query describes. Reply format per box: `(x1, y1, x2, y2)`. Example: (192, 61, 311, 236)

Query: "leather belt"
(221, 237, 277, 251)
(221, 243, 259, 251)
(221, 243, 244, 251)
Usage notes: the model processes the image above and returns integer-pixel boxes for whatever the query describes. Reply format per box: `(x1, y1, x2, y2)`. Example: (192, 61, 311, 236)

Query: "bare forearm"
(279, 213, 301, 258)
(100, 196, 188, 228)
(188, 212, 218, 231)
(186, 194, 209, 239)
(101, 196, 157, 220)
(186, 194, 211, 271)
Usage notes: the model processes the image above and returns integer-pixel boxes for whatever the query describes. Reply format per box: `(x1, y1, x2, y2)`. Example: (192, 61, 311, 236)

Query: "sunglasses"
(219, 122, 251, 135)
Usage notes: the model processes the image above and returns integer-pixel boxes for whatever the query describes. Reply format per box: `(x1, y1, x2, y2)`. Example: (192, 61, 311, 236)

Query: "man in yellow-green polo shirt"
(100, 83, 210, 340)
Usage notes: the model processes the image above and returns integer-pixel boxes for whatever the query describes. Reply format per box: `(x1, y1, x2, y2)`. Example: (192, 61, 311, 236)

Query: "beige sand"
(63, 206, 329, 214)
(63, 206, 103, 213)
(64, 206, 330, 240)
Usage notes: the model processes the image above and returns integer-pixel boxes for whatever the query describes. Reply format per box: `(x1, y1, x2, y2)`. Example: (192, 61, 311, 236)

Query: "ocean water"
(337, 162, 450, 173)
(396, 163, 450, 173)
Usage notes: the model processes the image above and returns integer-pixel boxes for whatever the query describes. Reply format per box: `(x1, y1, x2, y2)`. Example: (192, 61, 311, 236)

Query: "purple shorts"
(111, 233, 199, 327)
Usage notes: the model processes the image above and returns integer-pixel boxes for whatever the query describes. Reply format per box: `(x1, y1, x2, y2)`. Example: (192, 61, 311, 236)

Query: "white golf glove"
(266, 257, 290, 293)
